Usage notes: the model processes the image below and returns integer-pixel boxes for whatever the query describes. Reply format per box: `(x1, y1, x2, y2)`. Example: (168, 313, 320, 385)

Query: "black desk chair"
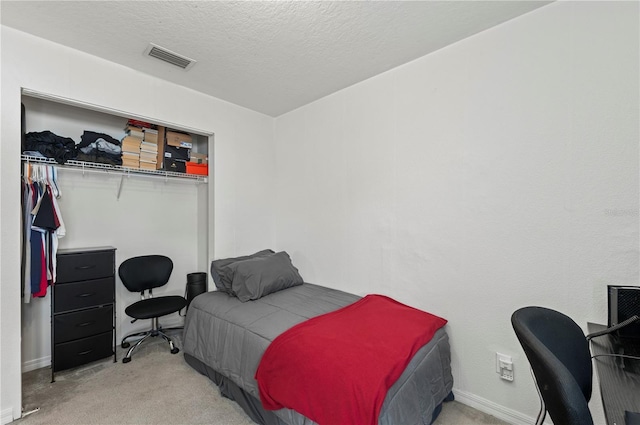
(119, 255, 187, 363)
(511, 306, 594, 425)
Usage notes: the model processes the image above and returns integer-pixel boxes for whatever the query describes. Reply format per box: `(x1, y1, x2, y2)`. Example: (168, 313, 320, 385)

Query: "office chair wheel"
(171, 347, 180, 355)
(121, 341, 130, 349)
(122, 357, 131, 363)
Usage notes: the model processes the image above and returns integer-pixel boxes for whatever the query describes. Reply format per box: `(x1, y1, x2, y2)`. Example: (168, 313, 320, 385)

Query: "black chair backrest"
(511, 306, 594, 425)
(119, 255, 173, 293)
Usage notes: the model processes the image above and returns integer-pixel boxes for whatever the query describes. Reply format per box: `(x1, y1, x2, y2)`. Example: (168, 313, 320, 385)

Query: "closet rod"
(21, 155, 207, 184)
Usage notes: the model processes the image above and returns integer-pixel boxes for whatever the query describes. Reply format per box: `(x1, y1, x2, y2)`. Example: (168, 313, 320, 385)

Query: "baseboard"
(22, 355, 51, 373)
(1, 407, 15, 425)
(452, 388, 542, 425)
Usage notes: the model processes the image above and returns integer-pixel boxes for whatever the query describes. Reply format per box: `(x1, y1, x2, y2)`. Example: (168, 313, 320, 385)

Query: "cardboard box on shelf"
(143, 129, 158, 144)
(166, 130, 193, 149)
(186, 162, 208, 176)
(163, 158, 186, 173)
(190, 152, 208, 164)
(121, 136, 142, 152)
(164, 145, 190, 161)
(139, 161, 157, 171)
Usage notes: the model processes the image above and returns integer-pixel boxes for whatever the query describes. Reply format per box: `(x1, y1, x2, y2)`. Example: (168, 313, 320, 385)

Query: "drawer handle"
(76, 321, 95, 328)
(77, 350, 93, 356)
(75, 265, 96, 270)
(77, 293, 95, 298)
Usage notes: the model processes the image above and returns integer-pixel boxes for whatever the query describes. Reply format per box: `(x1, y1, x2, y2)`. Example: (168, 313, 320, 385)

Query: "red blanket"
(255, 294, 447, 425)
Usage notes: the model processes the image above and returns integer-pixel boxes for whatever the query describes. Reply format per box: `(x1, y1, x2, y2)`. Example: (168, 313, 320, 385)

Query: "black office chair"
(119, 255, 187, 363)
(511, 306, 594, 425)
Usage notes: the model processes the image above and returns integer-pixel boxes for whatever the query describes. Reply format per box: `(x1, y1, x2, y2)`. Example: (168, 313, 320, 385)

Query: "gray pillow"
(210, 249, 274, 294)
(229, 251, 303, 302)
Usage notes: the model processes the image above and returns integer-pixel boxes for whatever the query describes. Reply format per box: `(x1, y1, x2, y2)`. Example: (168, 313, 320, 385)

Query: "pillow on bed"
(211, 249, 275, 294)
(229, 251, 303, 302)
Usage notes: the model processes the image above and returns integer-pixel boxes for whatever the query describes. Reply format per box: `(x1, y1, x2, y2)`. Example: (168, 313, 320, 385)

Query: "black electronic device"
(626, 411, 640, 425)
(608, 285, 640, 339)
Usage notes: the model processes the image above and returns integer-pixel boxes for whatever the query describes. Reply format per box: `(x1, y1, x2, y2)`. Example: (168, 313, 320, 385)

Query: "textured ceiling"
(1, 1, 551, 116)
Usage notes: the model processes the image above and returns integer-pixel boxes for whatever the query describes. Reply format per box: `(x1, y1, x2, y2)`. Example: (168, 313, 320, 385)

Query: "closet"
(20, 93, 212, 375)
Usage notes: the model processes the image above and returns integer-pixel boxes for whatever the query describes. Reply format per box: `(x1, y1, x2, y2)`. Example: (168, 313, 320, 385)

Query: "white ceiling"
(1, 1, 551, 117)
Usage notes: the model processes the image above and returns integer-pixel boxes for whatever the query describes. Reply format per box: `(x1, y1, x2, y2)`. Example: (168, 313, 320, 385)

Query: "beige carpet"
(17, 331, 507, 425)
(18, 336, 253, 425)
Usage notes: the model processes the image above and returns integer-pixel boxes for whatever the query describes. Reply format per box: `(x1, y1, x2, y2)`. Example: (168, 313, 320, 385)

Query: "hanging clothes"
(21, 163, 66, 302)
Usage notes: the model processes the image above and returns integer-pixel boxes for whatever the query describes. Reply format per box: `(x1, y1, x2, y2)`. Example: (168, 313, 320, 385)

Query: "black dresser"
(52, 246, 117, 381)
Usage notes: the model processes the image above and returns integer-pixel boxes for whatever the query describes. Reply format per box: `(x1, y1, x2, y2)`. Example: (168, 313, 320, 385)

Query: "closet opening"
(19, 90, 213, 416)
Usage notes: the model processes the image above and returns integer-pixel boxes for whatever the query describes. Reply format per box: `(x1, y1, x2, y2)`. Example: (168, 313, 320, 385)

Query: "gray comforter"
(183, 283, 453, 424)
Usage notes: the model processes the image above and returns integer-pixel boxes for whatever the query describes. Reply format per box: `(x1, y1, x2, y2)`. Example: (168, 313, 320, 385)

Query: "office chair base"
(121, 318, 181, 363)
(121, 330, 149, 349)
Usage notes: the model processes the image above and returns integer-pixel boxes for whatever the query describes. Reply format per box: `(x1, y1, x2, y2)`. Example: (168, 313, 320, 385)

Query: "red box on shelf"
(186, 162, 208, 176)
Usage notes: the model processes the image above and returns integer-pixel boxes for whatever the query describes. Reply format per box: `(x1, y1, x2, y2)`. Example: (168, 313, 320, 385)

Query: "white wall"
(3, 2, 638, 423)
(274, 2, 638, 424)
(1, 26, 275, 423)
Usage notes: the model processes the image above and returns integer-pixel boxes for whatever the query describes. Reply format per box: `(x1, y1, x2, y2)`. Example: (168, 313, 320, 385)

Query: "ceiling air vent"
(144, 43, 196, 70)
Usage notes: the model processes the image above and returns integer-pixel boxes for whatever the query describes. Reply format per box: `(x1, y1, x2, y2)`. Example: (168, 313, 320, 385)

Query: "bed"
(182, 251, 454, 425)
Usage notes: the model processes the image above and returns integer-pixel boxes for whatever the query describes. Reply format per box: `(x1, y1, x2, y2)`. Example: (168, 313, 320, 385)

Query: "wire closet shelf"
(21, 154, 207, 183)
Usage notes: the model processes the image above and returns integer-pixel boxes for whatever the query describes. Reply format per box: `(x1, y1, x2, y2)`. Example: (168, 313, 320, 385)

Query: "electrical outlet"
(496, 352, 514, 381)
(501, 368, 514, 381)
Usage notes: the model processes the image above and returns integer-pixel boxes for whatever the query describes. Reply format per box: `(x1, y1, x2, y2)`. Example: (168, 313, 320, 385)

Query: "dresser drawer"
(53, 331, 113, 372)
(57, 251, 114, 283)
(53, 277, 114, 313)
(54, 305, 113, 344)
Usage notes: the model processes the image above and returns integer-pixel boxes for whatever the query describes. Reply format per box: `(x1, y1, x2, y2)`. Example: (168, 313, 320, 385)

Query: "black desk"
(588, 323, 640, 425)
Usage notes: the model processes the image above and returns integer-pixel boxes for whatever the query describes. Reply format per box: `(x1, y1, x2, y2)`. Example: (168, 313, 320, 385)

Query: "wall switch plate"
(496, 352, 514, 381)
